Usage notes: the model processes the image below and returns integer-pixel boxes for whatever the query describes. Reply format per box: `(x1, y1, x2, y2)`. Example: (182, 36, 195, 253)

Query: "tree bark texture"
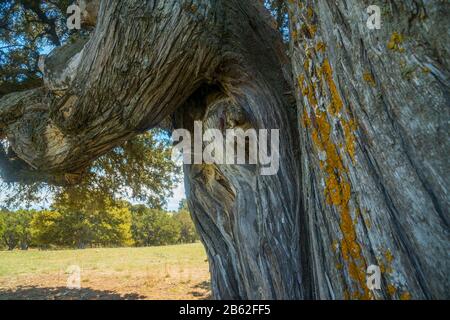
(0, 0, 448, 299)
(286, 0, 449, 299)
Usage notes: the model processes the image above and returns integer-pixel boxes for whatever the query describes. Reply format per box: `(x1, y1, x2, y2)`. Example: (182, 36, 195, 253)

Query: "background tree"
(46, 192, 133, 248)
(0, 209, 34, 250)
(173, 209, 199, 244)
(30, 209, 61, 249)
(130, 205, 180, 247)
(0, 211, 5, 248)
(264, 0, 288, 38)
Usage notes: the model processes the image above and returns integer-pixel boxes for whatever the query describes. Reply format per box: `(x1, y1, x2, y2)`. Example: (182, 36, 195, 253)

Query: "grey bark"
(286, 0, 449, 299)
(0, 0, 448, 299)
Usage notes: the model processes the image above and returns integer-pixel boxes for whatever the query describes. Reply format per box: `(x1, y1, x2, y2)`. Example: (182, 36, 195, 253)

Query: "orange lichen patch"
(363, 72, 376, 87)
(387, 32, 405, 52)
(341, 118, 357, 162)
(400, 292, 411, 300)
(308, 24, 317, 38)
(307, 85, 318, 106)
(291, 28, 298, 41)
(297, 74, 305, 89)
(312, 132, 323, 152)
(315, 111, 332, 142)
(325, 172, 344, 206)
(385, 250, 394, 265)
(340, 210, 359, 260)
(303, 58, 310, 71)
(339, 193, 367, 300)
(321, 59, 344, 116)
(316, 41, 327, 53)
(387, 284, 397, 296)
(301, 55, 367, 299)
(307, 6, 314, 19)
(301, 23, 317, 39)
(298, 73, 318, 108)
(421, 67, 430, 74)
(309, 109, 368, 299)
(302, 109, 311, 128)
(305, 46, 315, 59)
(384, 249, 394, 273)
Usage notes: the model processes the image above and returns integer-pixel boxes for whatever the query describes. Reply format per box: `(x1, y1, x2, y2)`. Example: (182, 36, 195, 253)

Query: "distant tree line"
(0, 199, 198, 250)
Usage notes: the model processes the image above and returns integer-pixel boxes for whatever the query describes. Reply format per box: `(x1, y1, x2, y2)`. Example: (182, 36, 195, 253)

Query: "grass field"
(0, 243, 210, 300)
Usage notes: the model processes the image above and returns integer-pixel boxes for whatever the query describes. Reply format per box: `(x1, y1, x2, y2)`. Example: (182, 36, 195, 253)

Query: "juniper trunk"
(0, 0, 448, 299)
(286, 0, 449, 299)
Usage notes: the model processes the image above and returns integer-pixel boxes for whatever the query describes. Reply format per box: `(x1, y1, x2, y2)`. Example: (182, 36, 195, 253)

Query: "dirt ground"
(0, 244, 211, 300)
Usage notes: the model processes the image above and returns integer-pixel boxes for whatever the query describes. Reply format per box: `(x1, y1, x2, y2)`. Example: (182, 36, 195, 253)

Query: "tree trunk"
(0, 0, 448, 299)
(285, 0, 449, 299)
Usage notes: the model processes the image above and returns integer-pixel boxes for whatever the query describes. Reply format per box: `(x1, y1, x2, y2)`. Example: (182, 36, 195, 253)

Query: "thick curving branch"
(0, 0, 224, 183)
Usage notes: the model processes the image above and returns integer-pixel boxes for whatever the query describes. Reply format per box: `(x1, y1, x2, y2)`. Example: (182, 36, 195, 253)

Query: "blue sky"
(166, 181, 186, 211)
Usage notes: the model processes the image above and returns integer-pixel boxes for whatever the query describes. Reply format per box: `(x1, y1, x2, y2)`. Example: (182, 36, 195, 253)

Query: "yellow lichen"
(302, 109, 311, 128)
(310, 107, 367, 299)
(316, 42, 326, 53)
(341, 118, 357, 162)
(303, 58, 310, 71)
(387, 32, 405, 52)
(363, 72, 376, 87)
(300, 55, 367, 299)
(307, 6, 314, 19)
(384, 249, 394, 273)
(400, 292, 411, 300)
(387, 284, 397, 296)
(321, 59, 344, 116)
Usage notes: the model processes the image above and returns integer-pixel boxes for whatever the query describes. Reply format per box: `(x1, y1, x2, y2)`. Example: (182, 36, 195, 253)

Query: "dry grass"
(0, 243, 210, 300)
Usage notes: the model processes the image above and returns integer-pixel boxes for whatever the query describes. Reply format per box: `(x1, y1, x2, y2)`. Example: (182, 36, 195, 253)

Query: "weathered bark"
(172, 9, 302, 296)
(0, 0, 448, 299)
(286, 0, 449, 299)
(1, 0, 222, 181)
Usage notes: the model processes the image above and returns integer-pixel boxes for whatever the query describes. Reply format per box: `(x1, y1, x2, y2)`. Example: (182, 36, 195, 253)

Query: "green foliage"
(131, 205, 181, 246)
(178, 199, 189, 211)
(2, 130, 181, 211)
(40, 192, 134, 248)
(0, 200, 198, 250)
(0, 209, 34, 250)
(29, 210, 60, 248)
(265, 0, 289, 40)
(0, 0, 71, 97)
(174, 210, 199, 244)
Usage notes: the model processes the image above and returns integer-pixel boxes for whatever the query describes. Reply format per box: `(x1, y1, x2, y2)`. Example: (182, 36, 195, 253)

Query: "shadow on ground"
(189, 280, 211, 299)
(0, 286, 145, 300)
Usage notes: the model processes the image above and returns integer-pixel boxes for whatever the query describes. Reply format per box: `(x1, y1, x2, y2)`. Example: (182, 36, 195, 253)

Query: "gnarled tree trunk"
(285, 0, 449, 300)
(0, 0, 448, 299)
